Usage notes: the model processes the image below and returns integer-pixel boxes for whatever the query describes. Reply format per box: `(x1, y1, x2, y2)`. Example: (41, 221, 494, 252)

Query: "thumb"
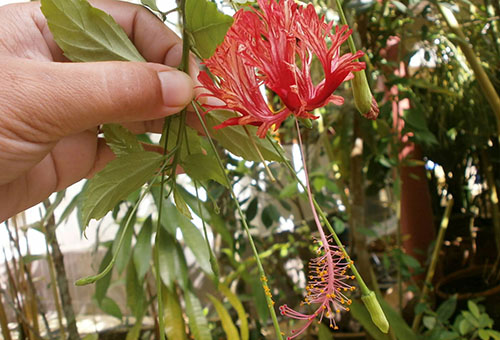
(1, 57, 193, 142)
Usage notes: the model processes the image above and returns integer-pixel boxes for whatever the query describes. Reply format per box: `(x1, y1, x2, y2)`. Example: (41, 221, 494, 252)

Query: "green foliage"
(205, 111, 282, 162)
(156, 227, 188, 289)
(218, 284, 249, 340)
(81, 151, 163, 226)
(133, 216, 153, 281)
(422, 298, 500, 340)
(185, 289, 213, 340)
(207, 294, 241, 340)
(103, 124, 144, 156)
(40, 0, 145, 62)
(163, 286, 188, 340)
(184, 0, 233, 59)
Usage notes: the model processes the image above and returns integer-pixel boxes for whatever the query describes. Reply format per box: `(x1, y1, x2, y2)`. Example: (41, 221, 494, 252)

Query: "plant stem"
(0, 292, 11, 340)
(192, 103, 283, 340)
(411, 198, 454, 332)
(266, 135, 371, 295)
(267, 134, 389, 333)
(334, 0, 357, 54)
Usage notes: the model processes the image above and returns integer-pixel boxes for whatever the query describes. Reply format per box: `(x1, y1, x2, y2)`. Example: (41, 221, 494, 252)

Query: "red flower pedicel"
(198, 0, 366, 137)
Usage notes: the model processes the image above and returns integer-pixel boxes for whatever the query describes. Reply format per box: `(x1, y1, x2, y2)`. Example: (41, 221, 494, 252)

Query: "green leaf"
(157, 227, 188, 289)
(174, 187, 193, 220)
(185, 0, 233, 59)
(219, 284, 249, 340)
(22, 254, 45, 264)
(247, 274, 268, 324)
(141, 0, 161, 13)
(440, 331, 460, 340)
(94, 245, 113, 304)
(458, 319, 474, 335)
(113, 207, 136, 274)
(126, 259, 145, 318)
(205, 111, 281, 162)
(40, 0, 145, 62)
(163, 286, 187, 340)
(103, 124, 144, 156)
(166, 117, 203, 160)
(133, 216, 153, 281)
(318, 323, 333, 340)
(436, 295, 457, 322)
(100, 296, 122, 320)
(423, 316, 437, 330)
(467, 300, 480, 318)
(207, 294, 240, 340)
(182, 153, 228, 187)
(164, 203, 213, 275)
(82, 151, 163, 226)
(479, 329, 490, 340)
(126, 317, 144, 340)
(350, 299, 392, 340)
(279, 181, 299, 199)
(245, 198, 258, 222)
(185, 289, 212, 340)
(351, 292, 419, 340)
(261, 205, 280, 228)
(400, 253, 421, 269)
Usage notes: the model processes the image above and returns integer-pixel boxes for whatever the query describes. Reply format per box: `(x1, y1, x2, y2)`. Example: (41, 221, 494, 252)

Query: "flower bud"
(352, 71, 379, 120)
(361, 291, 389, 333)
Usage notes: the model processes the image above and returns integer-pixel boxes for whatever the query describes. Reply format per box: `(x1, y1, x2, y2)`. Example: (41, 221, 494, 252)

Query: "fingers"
(0, 57, 194, 143)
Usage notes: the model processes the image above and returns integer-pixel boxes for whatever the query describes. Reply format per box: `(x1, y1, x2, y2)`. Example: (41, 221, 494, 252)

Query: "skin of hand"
(0, 0, 198, 222)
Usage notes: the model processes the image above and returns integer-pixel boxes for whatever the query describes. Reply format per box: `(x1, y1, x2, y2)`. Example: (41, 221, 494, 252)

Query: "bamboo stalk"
(0, 292, 12, 340)
(437, 3, 500, 134)
(42, 210, 66, 340)
(43, 199, 81, 340)
(411, 198, 454, 331)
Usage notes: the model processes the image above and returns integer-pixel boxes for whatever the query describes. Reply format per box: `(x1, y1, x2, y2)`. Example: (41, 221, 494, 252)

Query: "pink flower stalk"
(198, 0, 366, 138)
(279, 235, 355, 339)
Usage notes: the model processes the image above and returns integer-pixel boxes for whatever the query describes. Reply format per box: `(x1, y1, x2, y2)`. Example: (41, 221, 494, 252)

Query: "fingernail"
(158, 70, 194, 108)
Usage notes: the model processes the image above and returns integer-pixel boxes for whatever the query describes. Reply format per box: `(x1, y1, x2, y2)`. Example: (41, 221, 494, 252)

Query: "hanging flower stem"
(266, 135, 389, 333)
(192, 103, 283, 340)
(334, 0, 357, 55)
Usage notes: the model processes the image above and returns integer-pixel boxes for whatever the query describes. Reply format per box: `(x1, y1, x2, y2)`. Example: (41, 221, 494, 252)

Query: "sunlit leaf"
(185, 0, 233, 59)
(103, 124, 144, 156)
(207, 294, 240, 340)
(205, 111, 282, 162)
(185, 289, 212, 340)
(41, 0, 144, 62)
(82, 151, 163, 226)
(164, 286, 188, 340)
(182, 153, 228, 187)
(174, 187, 193, 219)
(219, 284, 248, 340)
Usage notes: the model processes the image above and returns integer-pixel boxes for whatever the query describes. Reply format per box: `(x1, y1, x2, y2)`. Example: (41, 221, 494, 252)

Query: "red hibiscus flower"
(198, 0, 365, 138)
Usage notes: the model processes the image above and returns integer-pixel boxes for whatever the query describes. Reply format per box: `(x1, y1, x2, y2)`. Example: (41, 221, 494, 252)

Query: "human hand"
(0, 0, 196, 222)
